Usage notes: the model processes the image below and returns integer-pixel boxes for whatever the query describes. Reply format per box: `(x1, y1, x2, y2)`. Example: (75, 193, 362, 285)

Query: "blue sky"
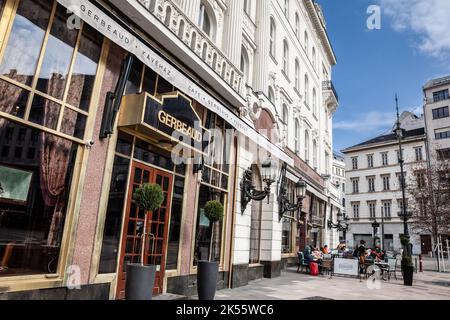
(318, 0, 450, 152)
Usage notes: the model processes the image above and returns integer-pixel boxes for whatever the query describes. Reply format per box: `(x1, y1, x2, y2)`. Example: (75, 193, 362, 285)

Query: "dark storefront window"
(281, 180, 295, 254)
(166, 176, 185, 270)
(194, 185, 225, 265)
(0, 119, 77, 276)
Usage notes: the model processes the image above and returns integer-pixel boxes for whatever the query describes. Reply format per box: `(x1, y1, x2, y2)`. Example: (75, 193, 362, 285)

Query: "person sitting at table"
(322, 245, 330, 254)
(312, 247, 324, 263)
(303, 246, 314, 264)
(371, 247, 383, 261)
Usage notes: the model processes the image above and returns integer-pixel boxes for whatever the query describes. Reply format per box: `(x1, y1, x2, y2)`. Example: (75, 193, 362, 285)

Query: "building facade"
(423, 76, 450, 163)
(342, 112, 425, 255)
(0, 0, 337, 299)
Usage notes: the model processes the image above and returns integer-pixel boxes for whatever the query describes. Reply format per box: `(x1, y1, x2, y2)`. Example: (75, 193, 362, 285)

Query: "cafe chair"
(297, 252, 310, 274)
(321, 258, 333, 279)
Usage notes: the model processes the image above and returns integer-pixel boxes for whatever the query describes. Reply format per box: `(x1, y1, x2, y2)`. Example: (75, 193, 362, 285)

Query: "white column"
(178, 0, 201, 23)
(253, 0, 270, 93)
(222, 0, 244, 66)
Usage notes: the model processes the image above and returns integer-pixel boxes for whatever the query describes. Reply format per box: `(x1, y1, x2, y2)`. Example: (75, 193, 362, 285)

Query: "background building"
(342, 112, 425, 254)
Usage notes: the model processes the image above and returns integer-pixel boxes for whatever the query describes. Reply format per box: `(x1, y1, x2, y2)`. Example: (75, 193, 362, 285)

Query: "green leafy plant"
(133, 183, 164, 212)
(400, 235, 410, 247)
(204, 200, 224, 223)
(132, 183, 164, 265)
(203, 200, 224, 262)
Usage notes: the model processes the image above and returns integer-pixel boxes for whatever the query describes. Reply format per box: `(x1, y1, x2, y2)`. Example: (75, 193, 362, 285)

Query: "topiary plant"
(402, 256, 413, 267)
(132, 183, 165, 265)
(133, 183, 165, 212)
(203, 200, 224, 262)
(204, 200, 224, 223)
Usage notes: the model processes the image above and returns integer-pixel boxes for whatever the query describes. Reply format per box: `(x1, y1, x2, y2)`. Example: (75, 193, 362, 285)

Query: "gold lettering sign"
(158, 110, 202, 143)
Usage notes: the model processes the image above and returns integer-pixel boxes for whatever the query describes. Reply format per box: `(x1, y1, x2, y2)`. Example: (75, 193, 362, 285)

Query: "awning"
(57, 0, 293, 166)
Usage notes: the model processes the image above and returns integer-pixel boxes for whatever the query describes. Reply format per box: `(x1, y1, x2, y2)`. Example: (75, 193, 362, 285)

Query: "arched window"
(295, 119, 300, 154)
(164, 6, 172, 27)
(283, 40, 289, 74)
(178, 19, 185, 39)
(304, 74, 309, 105)
(313, 87, 317, 116)
(282, 104, 289, 124)
(240, 46, 250, 83)
(304, 31, 309, 54)
(268, 86, 275, 104)
(295, 12, 300, 39)
(312, 47, 316, 69)
(270, 18, 276, 57)
(191, 32, 197, 51)
(295, 59, 300, 91)
(313, 140, 318, 169)
(305, 129, 310, 163)
(198, 2, 215, 40)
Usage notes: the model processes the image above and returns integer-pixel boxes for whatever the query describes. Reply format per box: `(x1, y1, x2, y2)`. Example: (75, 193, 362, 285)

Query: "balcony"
(138, 0, 244, 96)
(322, 80, 338, 114)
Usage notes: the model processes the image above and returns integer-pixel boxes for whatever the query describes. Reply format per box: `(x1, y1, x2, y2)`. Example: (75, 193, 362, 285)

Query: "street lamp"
(372, 220, 380, 248)
(241, 155, 277, 213)
(327, 210, 348, 231)
(394, 94, 411, 257)
(277, 162, 308, 222)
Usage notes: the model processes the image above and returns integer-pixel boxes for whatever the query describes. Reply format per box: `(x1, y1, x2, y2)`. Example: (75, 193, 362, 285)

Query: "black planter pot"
(197, 261, 219, 300)
(402, 265, 414, 286)
(125, 264, 157, 300)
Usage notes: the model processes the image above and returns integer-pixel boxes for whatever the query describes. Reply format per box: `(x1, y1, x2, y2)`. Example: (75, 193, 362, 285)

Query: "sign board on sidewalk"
(333, 258, 359, 276)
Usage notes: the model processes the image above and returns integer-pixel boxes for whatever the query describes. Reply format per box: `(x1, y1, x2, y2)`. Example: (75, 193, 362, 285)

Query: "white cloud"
(379, 0, 450, 57)
(334, 111, 396, 132)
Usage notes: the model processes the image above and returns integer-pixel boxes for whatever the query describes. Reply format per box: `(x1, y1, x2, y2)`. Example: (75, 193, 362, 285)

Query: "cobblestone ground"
(214, 265, 450, 300)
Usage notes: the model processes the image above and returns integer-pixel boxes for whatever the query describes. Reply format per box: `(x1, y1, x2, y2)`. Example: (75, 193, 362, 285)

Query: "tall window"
(268, 86, 275, 105)
(312, 47, 316, 69)
(382, 201, 392, 218)
(304, 129, 310, 163)
(432, 106, 449, 119)
(304, 74, 309, 105)
(304, 31, 309, 54)
(382, 175, 390, 191)
(240, 47, 249, 83)
(368, 177, 375, 192)
(381, 152, 389, 166)
(198, 2, 213, 39)
(368, 202, 377, 218)
(325, 151, 330, 174)
(283, 40, 289, 75)
(312, 88, 317, 116)
(295, 119, 300, 154)
(352, 179, 359, 193)
(295, 59, 300, 91)
(282, 104, 289, 124)
(415, 147, 423, 161)
(295, 12, 300, 39)
(313, 140, 318, 169)
(352, 203, 360, 219)
(367, 154, 374, 168)
(270, 18, 276, 58)
(351, 157, 358, 170)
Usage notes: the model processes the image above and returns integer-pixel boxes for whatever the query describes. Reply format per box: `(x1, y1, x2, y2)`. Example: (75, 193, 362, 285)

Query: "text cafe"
(0, 0, 248, 299)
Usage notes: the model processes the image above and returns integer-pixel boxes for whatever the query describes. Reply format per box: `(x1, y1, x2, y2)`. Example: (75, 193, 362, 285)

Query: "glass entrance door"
(116, 161, 173, 299)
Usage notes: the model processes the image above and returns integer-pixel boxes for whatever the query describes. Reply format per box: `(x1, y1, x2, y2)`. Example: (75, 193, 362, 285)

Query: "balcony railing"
(322, 80, 338, 102)
(138, 0, 245, 96)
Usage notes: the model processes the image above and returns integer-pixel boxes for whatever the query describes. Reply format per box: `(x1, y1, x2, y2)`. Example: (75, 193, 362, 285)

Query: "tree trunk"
(209, 221, 215, 262)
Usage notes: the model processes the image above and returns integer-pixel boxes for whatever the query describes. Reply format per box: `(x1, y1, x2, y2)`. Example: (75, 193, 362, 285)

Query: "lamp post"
(372, 220, 380, 249)
(394, 95, 412, 257)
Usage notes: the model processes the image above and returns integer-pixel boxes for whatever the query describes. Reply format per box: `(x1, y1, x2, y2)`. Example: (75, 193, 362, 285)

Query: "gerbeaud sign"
(57, 0, 293, 165)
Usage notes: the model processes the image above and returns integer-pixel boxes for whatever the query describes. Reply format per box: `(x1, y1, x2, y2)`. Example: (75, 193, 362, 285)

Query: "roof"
(342, 128, 425, 152)
(423, 75, 450, 90)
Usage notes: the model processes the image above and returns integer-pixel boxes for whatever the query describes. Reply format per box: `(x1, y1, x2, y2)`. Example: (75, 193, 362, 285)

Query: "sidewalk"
(213, 268, 450, 300)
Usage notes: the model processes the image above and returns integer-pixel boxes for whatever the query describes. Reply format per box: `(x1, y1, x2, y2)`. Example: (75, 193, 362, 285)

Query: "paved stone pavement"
(214, 268, 450, 300)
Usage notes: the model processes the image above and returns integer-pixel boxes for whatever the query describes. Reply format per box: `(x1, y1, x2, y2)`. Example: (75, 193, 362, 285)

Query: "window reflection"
(0, 0, 51, 86)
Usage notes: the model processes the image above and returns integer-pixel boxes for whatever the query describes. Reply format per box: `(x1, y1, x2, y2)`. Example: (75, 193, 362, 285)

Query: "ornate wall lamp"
(278, 173, 307, 222)
(327, 210, 349, 232)
(240, 156, 277, 214)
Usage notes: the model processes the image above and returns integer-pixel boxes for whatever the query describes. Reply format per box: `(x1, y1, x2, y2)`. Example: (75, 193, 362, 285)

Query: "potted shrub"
(400, 235, 414, 286)
(125, 183, 164, 300)
(197, 200, 224, 300)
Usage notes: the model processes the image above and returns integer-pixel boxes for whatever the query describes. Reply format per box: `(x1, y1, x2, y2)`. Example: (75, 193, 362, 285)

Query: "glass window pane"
(0, 119, 77, 277)
(0, 0, 52, 86)
(0, 80, 29, 119)
(66, 23, 103, 111)
(28, 95, 61, 130)
(36, 4, 79, 100)
(60, 108, 86, 139)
